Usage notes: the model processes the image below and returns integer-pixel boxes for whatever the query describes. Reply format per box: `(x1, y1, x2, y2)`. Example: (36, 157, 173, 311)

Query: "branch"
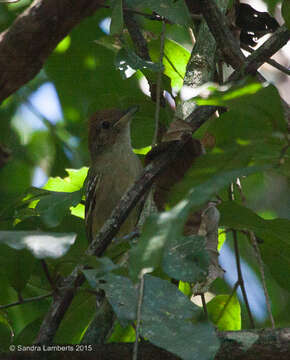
(197, 0, 290, 80)
(175, 0, 228, 120)
(0, 292, 52, 310)
(241, 44, 290, 76)
(198, 0, 245, 69)
(8, 329, 290, 359)
(0, 0, 104, 103)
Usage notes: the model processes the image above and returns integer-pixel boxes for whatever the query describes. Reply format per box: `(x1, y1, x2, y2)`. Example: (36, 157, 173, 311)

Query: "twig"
(99, 4, 165, 21)
(40, 260, 56, 291)
(152, 21, 166, 145)
(247, 231, 275, 328)
(241, 43, 290, 76)
(0, 293, 53, 310)
(200, 293, 208, 319)
(133, 271, 146, 360)
(233, 229, 255, 328)
(228, 184, 255, 327)
(231, 26, 290, 81)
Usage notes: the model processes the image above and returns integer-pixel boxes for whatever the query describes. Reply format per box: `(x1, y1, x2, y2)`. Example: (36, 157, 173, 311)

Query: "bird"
(82, 106, 143, 344)
(85, 106, 143, 244)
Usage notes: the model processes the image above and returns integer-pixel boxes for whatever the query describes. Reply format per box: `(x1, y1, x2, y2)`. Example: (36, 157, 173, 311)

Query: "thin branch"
(229, 183, 254, 327)
(247, 231, 275, 328)
(133, 271, 146, 360)
(200, 293, 208, 319)
(0, 293, 53, 310)
(198, 0, 245, 69)
(99, 4, 164, 21)
(233, 230, 255, 328)
(152, 21, 166, 145)
(241, 43, 290, 76)
(231, 26, 290, 81)
(40, 260, 56, 291)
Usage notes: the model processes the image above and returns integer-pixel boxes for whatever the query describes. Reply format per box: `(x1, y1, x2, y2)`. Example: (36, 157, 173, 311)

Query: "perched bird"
(85, 106, 143, 244)
(82, 107, 142, 344)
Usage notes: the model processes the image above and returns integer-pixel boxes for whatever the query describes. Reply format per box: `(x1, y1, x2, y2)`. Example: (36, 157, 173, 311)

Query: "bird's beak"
(114, 105, 139, 128)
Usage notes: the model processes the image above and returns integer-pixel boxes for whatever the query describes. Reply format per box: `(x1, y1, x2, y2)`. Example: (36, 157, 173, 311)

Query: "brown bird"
(85, 106, 143, 244)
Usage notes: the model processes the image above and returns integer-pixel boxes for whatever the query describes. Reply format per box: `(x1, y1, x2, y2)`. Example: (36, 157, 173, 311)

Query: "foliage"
(0, 0, 289, 358)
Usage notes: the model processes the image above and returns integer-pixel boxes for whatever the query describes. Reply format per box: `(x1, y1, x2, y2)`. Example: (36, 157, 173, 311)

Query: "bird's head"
(88, 106, 138, 159)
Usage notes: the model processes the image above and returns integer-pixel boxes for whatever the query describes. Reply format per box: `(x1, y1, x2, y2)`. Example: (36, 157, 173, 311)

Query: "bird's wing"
(85, 168, 102, 243)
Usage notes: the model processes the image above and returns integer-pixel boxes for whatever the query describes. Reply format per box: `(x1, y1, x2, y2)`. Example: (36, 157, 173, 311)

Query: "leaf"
(141, 275, 219, 360)
(54, 291, 96, 343)
(43, 167, 88, 192)
(207, 294, 241, 331)
(133, 0, 191, 26)
(96, 273, 138, 327)
(262, 0, 279, 14)
(218, 201, 290, 291)
(110, 0, 124, 35)
(149, 38, 190, 90)
(0, 245, 36, 293)
(0, 231, 76, 259)
(163, 235, 209, 282)
(36, 190, 82, 227)
(115, 48, 162, 78)
(282, 0, 290, 29)
(130, 166, 266, 282)
(108, 322, 136, 343)
(129, 213, 168, 282)
(89, 271, 219, 359)
(204, 83, 286, 147)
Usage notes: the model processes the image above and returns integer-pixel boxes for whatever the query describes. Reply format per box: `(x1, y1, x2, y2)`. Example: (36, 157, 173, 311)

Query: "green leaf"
(205, 83, 286, 147)
(163, 235, 209, 282)
(178, 281, 191, 297)
(141, 276, 218, 360)
(0, 231, 76, 259)
(110, 0, 124, 35)
(54, 291, 96, 343)
(115, 48, 162, 78)
(43, 167, 88, 192)
(97, 273, 138, 327)
(0, 322, 12, 352)
(207, 294, 241, 331)
(218, 201, 290, 291)
(149, 38, 190, 90)
(262, 0, 279, 14)
(108, 322, 136, 343)
(14, 318, 44, 346)
(36, 190, 82, 227)
(0, 245, 36, 293)
(137, 0, 191, 26)
(282, 0, 290, 29)
(129, 213, 168, 282)
(130, 166, 266, 282)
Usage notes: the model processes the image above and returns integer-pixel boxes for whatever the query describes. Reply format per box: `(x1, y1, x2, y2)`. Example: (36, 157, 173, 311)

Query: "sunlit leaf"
(207, 294, 241, 331)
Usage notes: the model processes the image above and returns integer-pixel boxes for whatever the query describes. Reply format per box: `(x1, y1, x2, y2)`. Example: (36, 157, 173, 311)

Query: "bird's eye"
(101, 121, 111, 129)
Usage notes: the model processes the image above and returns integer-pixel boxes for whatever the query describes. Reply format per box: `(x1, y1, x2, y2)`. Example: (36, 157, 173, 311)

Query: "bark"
(3, 328, 290, 360)
(0, 0, 104, 104)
